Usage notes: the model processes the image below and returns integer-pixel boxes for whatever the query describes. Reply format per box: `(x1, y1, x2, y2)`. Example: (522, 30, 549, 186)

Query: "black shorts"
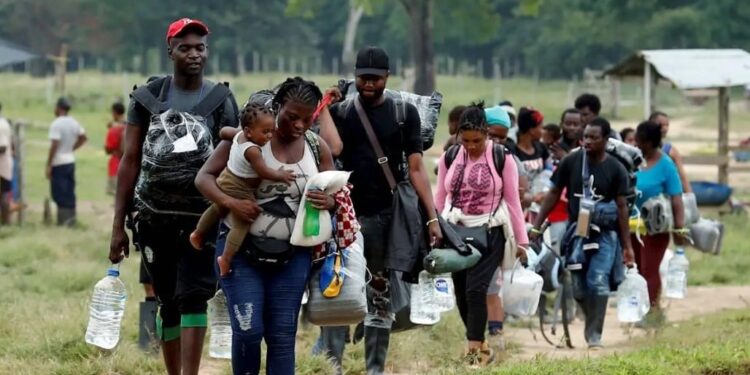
(0, 178, 11, 193)
(135, 215, 217, 328)
(139, 254, 152, 284)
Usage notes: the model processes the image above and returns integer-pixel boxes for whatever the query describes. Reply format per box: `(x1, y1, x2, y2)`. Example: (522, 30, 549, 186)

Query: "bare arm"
(47, 140, 59, 169)
(245, 146, 296, 183)
(45, 140, 60, 179)
(532, 186, 562, 229)
(195, 140, 261, 223)
(616, 195, 635, 266)
(109, 125, 144, 263)
(670, 147, 692, 193)
(408, 152, 443, 245)
(671, 194, 685, 229)
(112, 126, 144, 230)
(73, 134, 87, 150)
(317, 106, 343, 157)
(220, 127, 240, 142)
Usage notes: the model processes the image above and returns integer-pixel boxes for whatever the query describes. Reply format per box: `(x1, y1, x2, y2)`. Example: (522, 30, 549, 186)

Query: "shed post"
(643, 60, 653, 119)
(718, 86, 730, 185)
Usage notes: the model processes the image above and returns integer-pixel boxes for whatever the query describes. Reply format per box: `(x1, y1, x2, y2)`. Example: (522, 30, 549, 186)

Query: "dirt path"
(506, 285, 750, 361)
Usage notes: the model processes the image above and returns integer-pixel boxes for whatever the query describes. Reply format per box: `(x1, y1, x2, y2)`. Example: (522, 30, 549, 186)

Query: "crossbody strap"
(581, 151, 592, 199)
(354, 97, 397, 191)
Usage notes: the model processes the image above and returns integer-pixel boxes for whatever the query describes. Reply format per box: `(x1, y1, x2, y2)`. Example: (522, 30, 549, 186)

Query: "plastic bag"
(689, 218, 724, 255)
(290, 171, 351, 247)
(339, 79, 443, 150)
(306, 236, 368, 326)
(682, 192, 700, 226)
(135, 109, 214, 215)
(640, 194, 673, 234)
(501, 260, 543, 317)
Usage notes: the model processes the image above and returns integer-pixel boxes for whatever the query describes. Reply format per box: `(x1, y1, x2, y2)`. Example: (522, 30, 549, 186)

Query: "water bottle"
(432, 273, 455, 312)
(409, 271, 441, 325)
(303, 185, 321, 236)
(85, 266, 127, 350)
(616, 266, 650, 322)
(665, 248, 689, 299)
(208, 289, 232, 359)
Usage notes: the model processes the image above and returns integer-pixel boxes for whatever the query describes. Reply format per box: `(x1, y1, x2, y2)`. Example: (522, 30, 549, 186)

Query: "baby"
(542, 123, 562, 147)
(190, 102, 296, 276)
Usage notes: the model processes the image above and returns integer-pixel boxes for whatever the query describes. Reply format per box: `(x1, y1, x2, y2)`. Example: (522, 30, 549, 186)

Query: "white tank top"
(226, 132, 259, 178)
(247, 139, 319, 241)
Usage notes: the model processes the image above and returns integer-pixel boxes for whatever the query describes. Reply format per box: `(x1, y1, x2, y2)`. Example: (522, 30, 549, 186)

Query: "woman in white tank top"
(196, 77, 337, 374)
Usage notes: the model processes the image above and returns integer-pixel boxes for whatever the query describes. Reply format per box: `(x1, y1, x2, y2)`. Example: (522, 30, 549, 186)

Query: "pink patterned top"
(435, 141, 529, 246)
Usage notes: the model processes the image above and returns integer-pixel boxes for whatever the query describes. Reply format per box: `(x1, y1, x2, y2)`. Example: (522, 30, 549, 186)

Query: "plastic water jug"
(665, 248, 689, 299)
(85, 266, 127, 350)
(409, 271, 441, 325)
(432, 273, 455, 312)
(616, 266, 650, 322)
(502, 260, 544, 317)
(208, 289, 232, 359)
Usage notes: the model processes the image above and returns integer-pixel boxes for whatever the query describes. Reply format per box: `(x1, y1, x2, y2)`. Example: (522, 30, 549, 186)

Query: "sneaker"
(487, 331, 506, 353)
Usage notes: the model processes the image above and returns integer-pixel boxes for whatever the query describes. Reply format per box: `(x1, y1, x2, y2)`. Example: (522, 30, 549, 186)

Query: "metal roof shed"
(605, 49, 750, 184)
(0, 38, 36, 68)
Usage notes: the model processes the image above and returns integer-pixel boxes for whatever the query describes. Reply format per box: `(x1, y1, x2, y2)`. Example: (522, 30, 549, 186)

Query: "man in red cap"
(109, 18, 240, 375)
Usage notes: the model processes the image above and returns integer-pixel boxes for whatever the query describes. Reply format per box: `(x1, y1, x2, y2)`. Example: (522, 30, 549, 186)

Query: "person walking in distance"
(0, 103, 12, 225)
(46, 97, 87, 226)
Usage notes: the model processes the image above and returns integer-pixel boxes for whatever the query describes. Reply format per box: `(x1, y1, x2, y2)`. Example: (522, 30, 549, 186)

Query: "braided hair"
(457, 101, 488, 133)
(239, 102, 273, 129)
(518, 107, 544, 134)
(272, 76, 323, 113)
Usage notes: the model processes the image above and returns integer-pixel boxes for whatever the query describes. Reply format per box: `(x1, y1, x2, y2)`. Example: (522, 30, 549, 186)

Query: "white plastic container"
(501, 260, 544, 317)
(616, 266, 650, 323)
(208, 289, 232, 359)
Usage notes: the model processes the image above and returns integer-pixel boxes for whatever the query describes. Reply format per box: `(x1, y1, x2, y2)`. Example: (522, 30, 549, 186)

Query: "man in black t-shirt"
(549, 108, 582, 160)
(108, 18, 239, 374)
(530, 117, 634, 349)
(316, 46, 442, 375)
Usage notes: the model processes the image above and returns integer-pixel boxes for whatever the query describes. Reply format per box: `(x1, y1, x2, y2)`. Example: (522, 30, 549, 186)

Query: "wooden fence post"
(11, 121, 24, 226)
(718, 87, 730, 185)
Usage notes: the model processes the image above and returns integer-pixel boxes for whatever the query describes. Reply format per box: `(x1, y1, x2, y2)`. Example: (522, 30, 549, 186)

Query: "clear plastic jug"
(616, 266, 650, 322)
(501, 260, 543, 317)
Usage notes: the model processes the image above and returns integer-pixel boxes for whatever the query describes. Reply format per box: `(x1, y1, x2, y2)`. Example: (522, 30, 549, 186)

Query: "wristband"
(673, 228, 690, 235)
(425, 218, 439, 227)
(529, 227, 543, 235)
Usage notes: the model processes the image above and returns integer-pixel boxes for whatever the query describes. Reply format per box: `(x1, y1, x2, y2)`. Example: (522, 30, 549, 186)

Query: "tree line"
(1, 0, 749, 93)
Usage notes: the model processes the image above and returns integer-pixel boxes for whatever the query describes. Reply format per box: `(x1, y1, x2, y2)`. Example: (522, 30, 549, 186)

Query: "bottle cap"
(107, 267, 120, 277)
(676, 247, 686, 254)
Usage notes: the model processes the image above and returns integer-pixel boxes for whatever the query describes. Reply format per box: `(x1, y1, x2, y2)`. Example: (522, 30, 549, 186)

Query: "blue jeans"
(216, 225, 312, 375)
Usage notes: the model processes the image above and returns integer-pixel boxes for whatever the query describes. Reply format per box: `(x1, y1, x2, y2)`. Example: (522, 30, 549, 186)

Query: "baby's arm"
(220, 127, 240, 141)
(245, 147, 297, 183)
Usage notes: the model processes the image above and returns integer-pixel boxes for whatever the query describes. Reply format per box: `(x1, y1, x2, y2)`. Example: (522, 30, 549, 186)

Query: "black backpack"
(130, 76, 233, 217)
(443, 143, 507, 176)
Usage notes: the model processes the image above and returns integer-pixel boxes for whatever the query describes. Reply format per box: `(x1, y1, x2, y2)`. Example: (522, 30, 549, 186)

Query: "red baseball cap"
(166, 18, 209, 44)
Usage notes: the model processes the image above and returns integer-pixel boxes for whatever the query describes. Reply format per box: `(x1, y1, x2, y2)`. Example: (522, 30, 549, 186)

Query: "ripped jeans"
(216, 225, 312, 375)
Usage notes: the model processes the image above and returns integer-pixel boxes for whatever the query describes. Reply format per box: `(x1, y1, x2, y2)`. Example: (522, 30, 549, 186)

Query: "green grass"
(2, 71, 750, 374)
(472, 308, 750, 375)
